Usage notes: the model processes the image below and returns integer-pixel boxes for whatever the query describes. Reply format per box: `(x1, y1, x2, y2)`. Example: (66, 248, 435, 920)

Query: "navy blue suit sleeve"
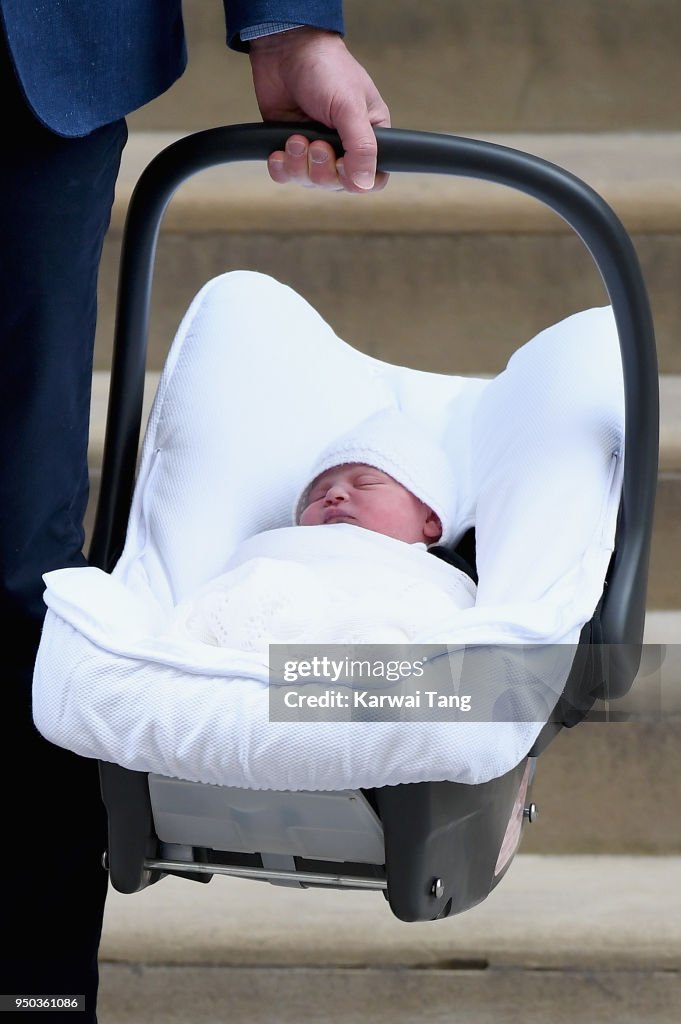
(223, 1, 344, 51)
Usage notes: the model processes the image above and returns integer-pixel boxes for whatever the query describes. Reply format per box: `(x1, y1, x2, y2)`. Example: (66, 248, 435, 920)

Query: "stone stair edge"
(99, 855, 681, 972)
(88, 370, 681, 476)
(111, 130, 681, 235)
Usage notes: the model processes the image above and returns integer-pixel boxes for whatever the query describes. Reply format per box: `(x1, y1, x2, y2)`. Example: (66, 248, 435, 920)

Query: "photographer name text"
(282, 689, 471, 711)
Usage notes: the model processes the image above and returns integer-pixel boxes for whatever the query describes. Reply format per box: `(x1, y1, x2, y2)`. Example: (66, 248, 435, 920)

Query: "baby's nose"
(324, 484, 348, 502)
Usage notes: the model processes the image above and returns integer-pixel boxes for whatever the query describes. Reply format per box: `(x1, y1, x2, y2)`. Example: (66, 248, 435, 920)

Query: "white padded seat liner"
(32, 272, 624, 790)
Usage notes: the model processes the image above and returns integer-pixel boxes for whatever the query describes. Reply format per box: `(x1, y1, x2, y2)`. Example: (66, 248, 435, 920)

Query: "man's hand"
(249, 27, 390, 193)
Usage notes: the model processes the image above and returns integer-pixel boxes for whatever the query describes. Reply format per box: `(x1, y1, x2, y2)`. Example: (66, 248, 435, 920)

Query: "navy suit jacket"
(0, 1, 344, 137)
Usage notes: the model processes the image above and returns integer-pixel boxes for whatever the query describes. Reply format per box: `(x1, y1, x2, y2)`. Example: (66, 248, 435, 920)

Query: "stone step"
(96, 130, 681, 379)
(99, 855, 681, 970)
(127, 0, 681, 134)
(97, 961, 681, 1024)
(97, 856, 681, 1022)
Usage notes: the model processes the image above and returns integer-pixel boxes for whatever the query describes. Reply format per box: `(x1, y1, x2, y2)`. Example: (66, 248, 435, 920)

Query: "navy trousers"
(0, 32, 127, 1022)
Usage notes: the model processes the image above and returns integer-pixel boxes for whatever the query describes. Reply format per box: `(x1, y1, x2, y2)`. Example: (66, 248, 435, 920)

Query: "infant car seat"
(82, 125, 656, 921)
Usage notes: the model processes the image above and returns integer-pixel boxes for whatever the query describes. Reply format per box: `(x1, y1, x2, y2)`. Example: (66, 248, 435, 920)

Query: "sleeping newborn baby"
(170, 409, 476, 654)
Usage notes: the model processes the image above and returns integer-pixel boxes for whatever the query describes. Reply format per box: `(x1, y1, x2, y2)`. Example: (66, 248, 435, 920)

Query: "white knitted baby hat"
(293, 407, 458, 544)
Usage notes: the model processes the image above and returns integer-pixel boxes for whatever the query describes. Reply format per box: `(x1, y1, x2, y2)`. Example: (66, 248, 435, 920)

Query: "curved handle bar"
(90, 123, 658, 686)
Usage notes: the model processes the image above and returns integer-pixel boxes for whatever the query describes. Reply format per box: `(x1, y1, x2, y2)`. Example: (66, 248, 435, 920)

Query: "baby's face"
(299, 463, 442, 544)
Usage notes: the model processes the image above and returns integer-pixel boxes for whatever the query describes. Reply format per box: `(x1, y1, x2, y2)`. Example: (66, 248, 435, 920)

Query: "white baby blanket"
(172, 526, 477, 654)
(33, 271, 625, 789)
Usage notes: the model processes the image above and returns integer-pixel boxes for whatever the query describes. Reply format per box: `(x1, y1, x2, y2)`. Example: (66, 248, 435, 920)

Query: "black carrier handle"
(89, 123, 659, 697)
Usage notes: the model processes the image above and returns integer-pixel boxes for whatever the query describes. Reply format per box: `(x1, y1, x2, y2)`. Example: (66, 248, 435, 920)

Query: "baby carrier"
(32, 124, 658, 922)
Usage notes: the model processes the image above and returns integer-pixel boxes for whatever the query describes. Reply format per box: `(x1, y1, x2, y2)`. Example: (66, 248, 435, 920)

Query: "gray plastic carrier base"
(148, 774, 385, 865)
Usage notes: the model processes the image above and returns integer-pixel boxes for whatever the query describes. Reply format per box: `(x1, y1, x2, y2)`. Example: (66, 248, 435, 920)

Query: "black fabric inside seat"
(430, 528, 478, 585)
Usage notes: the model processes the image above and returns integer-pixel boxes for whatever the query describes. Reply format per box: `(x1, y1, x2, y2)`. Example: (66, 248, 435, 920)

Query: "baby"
(294, 404, 459, 545)
(297, 464, 443, 544)
(172, 409, 476, 653)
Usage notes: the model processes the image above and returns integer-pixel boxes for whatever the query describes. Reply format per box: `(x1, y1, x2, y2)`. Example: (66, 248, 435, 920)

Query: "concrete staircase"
(89, 0, 681, 865)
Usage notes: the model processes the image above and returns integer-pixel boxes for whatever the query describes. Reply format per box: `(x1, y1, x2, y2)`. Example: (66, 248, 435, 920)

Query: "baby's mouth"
(324, 509, 355, 523)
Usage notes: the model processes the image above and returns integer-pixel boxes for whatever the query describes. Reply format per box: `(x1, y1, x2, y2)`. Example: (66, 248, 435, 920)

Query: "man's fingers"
(339, 127, 378, 191)
(307, 140, 344, 189)
(332, 98, 391, 193)
(267, 147, 313, 187)
(267, 137, 343, 189)
(267, 151, 289, 185)
(267, 101, 391, 193)
(337, 161, 390, 193)
(282, 134, 315, 185)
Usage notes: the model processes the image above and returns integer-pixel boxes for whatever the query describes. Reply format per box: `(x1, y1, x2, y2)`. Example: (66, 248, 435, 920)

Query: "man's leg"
(0, 33, 127, 1022)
